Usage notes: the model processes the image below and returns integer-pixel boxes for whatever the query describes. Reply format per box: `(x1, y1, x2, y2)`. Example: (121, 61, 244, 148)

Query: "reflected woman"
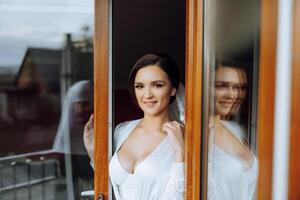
(84, 54, 185, 200)
(208, 63, 258, 200)
(53, 80, 94, 199)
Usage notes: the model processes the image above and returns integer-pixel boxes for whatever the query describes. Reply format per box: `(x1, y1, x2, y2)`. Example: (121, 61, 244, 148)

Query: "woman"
(54, 80, 93, 155)
(84, 54, 185, 200)
(53, 80, 94, 199)
(207, 64, 258, 200)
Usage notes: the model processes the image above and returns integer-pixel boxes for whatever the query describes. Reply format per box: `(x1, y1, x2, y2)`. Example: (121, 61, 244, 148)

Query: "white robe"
(91, 119, 257, 200)
(207, 121, 258, 200)
(109, 119, 185, 200)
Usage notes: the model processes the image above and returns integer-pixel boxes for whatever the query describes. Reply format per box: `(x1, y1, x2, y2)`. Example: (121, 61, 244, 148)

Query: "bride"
(207, 63, 258, 200)
(84, 53, 185, 200)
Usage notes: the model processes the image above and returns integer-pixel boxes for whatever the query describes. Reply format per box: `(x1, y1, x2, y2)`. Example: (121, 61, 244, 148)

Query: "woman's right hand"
(84, 114, 94, 161)
(162, 121, 184, 163)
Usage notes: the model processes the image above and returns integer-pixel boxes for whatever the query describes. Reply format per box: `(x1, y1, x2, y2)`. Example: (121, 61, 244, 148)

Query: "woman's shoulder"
(115, 119, 141, 132)
(113, 119, 141, 147)
(221, 120, 246, 141)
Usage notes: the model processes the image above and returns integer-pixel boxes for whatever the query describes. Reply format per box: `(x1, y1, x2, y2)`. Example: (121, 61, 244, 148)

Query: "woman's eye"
(233, 85, 240, 90)
(135, 85, 143, 89)
(215, 83, 226, 89)
(153, 84, 163, 88)
(241, 85, 247, 91)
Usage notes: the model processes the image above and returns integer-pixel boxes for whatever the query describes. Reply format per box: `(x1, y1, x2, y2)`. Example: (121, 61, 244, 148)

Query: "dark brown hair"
(128, 53, 180, 107)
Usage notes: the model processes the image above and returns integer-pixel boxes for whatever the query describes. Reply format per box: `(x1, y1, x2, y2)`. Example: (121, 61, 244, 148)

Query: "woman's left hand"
(162, 121, 184, 162)
(84, 114, 94, 161)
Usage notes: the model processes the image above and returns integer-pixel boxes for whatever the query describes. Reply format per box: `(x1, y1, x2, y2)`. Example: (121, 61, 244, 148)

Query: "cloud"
(0, 4, 93, 14)
(0, 0, 93, 66)
(0, 0, 94, 14)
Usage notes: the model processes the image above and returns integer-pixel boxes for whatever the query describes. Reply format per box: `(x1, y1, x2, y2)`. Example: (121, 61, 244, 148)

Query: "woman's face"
(73, 101, 93, 125)
(213, 66, 242, 116)
(134, 65, 176, 117)
(229, 68, 247, 115)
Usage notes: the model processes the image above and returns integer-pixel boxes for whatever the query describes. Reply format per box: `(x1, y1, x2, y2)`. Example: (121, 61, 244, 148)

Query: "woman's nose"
(144, 87, 153, 98)
(224, 87, 236, 99)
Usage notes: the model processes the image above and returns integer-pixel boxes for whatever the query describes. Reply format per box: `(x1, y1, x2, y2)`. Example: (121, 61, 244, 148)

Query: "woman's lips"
(218, 101, 234, 107)
(143, 101, 157, 107)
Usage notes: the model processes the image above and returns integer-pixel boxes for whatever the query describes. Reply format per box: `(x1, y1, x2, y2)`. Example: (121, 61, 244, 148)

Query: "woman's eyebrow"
(215, 81, 228, 84)
(151, 80, 165, 84)
(134, 80, 166, 84)
(215, 80, 239, 85)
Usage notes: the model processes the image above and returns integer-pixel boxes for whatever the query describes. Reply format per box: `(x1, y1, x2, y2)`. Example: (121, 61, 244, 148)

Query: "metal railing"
(0, 153, 61, 200)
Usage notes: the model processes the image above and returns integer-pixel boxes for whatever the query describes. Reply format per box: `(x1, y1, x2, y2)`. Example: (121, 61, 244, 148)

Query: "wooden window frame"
(185, 0, 203, 199)
(94, 0, 110, 199)
(93, 0, 279, 199)
(256, 0, 278, 199)
(185, 0, 279, 199)
(288, 0, 300, 198)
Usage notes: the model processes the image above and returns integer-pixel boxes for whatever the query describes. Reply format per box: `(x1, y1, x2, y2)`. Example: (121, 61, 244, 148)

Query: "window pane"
(111, 1, 186, 199)
(0, 1, 94, 199)
(203, 0, 260, 199)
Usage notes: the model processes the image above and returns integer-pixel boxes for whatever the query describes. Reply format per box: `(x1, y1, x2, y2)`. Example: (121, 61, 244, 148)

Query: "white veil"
(169, 82, 185, 124)
(53, 80, 93, 155)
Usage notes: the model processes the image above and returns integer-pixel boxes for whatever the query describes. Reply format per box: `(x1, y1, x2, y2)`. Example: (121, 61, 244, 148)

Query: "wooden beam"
(257, 0, 278, 199)
(185, 0, 203, 199)
(288, 0, 300, 199)
(94, 0, 109, 199)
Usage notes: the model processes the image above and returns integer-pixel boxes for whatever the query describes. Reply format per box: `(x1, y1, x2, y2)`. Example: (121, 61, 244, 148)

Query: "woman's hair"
(213, 59, 249, 121)
(128, 53, 180, 107)
(214, 58, 249, 75)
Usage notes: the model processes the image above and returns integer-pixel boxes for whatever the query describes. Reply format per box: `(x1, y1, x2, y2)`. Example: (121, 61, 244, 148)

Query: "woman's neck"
(141, 111, 170, 133)
(209, 115, 222, 126)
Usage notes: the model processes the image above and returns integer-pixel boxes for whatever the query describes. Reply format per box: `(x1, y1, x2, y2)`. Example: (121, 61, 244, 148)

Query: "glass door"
(202, 1, 261, 199)
(185, 0, 279, 199)
(94, 0, 186, 199)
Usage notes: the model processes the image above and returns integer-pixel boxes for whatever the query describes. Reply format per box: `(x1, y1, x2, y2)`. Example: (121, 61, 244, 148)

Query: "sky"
(0, 0, 94, 68)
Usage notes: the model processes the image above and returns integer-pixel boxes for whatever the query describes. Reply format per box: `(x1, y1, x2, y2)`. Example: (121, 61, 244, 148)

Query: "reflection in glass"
(203, 0, 260, 199)
(0, 1, 94, 199)
(207, 63, 258, 200)
(53, 80, 94, 199)
(54, 80, 93, 155)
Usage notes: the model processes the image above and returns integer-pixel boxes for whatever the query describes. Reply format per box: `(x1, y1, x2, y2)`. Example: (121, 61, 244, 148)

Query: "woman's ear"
(171, 88, 177, 96)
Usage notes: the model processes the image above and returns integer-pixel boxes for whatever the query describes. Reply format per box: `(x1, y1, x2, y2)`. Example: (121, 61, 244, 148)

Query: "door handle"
(98, 193, 105, 200)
